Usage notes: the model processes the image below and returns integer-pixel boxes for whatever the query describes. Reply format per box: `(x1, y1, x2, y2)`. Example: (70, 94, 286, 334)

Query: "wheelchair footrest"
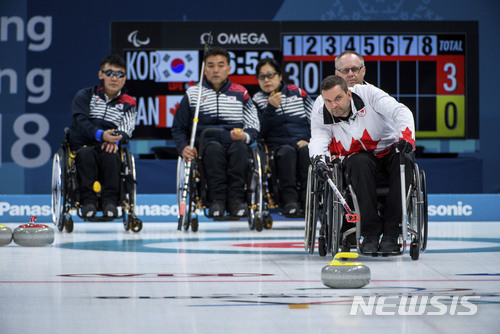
(84, 216, 119, 223)
(359, 250, 403, 257)
(282, 213, 305, 219)
(211, 215, 245, 221)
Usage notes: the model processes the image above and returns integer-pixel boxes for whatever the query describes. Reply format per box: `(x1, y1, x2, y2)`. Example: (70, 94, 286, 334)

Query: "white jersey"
(309, 83, 415, 161)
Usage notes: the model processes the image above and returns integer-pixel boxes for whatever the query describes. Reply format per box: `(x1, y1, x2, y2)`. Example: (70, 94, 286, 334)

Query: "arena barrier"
(0, 194, 498, 223)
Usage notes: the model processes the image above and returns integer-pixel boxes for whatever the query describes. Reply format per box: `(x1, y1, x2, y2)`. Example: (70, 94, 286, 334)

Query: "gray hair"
(335, 50, 365, 70)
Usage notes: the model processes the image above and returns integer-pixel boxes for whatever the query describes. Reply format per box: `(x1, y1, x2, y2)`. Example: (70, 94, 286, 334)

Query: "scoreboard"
(111, 21, 478, 140)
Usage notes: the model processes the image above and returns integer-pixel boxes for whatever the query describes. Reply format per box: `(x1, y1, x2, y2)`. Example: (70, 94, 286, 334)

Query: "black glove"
(314, 160, 331, 181)
(396, 139, 414, 153)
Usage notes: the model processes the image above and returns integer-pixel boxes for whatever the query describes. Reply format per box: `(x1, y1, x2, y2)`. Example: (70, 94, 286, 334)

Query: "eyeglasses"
(257, 72, 279, 81)
(103, 70, 125, 78)
(336, 66, 364, 75)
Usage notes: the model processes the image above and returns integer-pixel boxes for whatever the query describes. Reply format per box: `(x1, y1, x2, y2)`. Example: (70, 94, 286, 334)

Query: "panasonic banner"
(0, 194, 498, 223)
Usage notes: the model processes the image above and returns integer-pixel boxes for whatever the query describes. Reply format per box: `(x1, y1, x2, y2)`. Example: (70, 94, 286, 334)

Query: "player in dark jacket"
(172, 47, 260, 218)
(252, 58, 313, 215)
(69, 54, 137, 218)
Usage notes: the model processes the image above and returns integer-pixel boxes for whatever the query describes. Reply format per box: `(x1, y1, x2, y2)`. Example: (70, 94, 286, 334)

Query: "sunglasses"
(336, 66, 364, 75)
(103, 69, 125, 78)
(257, 72, 279, 81)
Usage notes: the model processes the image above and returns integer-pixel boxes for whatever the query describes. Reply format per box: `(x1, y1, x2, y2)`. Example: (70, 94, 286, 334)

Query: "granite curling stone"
(321, 252, 371, 289)
(13, 216, 54, 247)
(0, 224, 13, 246)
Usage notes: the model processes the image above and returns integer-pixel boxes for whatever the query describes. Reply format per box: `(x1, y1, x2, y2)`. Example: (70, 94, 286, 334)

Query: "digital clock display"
(111, 20, 477, 140)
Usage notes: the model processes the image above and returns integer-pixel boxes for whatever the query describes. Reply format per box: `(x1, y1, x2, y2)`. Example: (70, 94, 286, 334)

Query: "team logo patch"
(358, 108, 367, 117)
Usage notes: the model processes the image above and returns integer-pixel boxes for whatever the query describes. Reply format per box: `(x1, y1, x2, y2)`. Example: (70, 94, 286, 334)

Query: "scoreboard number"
(418, 96, 465, 137)
(322, 36, 337, 55)
(283, 34, 438, 56)
(418, 35, 437, 55)
(443, 63, 457, 92)
(285, 62, 320, 93)
(228, 51, 275, 75)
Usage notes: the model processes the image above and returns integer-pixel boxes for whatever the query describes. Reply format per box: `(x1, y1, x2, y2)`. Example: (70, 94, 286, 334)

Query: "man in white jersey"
(309, 75, 415, 253)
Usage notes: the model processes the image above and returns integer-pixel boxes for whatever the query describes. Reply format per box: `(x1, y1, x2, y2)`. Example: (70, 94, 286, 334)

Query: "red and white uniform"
(309, 83, 415, 161)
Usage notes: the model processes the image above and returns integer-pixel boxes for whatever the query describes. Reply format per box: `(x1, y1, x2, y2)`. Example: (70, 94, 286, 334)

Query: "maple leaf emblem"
(170, 102, 179, 116)
(360, 129, 380, 151)
(399, 127, 415, 147)
(329, 130, 381, 158)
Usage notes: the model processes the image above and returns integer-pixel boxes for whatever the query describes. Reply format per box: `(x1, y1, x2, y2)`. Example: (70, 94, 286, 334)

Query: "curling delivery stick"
(177, 32, 213, 231)
(324, 174, 360, 223)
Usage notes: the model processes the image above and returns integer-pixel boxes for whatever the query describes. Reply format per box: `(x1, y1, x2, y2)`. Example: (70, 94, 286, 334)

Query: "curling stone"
(13, 216, 54, 247)
(0, 224, 13, 246)
(321, 252, 371, 289)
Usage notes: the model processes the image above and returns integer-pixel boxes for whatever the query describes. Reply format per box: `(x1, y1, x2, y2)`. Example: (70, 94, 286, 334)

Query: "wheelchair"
(51, 128, 143, 233)
(176, 128, 271, 232)
(305, 153, 428, 260)
(252, 141, 308, 220)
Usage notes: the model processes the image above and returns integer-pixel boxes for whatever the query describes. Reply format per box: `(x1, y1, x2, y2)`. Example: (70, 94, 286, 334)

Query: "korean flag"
(155, 50, 199, 82)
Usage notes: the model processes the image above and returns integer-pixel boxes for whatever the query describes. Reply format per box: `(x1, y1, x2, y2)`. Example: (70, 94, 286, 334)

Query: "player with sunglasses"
(68, 54, 137, 218)
(335, 50, 367, 87)
(252, 57, 313, 216)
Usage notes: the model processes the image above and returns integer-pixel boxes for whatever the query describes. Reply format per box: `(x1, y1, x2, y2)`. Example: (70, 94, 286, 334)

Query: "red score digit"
(436, 55, 465, 95)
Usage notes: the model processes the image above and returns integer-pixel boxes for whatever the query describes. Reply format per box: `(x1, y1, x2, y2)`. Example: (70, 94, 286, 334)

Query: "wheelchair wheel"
(420, 169, 428, 252)
(328, 162, 343, 257)
(410, 242, 419, 260)
(176, 157, 195, 231)
(64, 215, 74, 233)
(255, 216, 264, 232)
(183, 183, 196, 231)
(122, 205, 131, 231)
(318, 181, 331, 257)
(318, 235, 327, 256)
(247, 211, 256, 230)
(128, 216, 143, 232)
(124, 149, 137, 217)
(264, 214, 273, 229)
(408, 163, 427, 260)
(262, 144, 280, 211)
(123, 212, 130, 231)
(304, 165, 316, 253)
(51, 150, 66, 232)
(121, 148, 140, 233)
(190, 216, 199, 232)
(247, 146, 265, 232)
